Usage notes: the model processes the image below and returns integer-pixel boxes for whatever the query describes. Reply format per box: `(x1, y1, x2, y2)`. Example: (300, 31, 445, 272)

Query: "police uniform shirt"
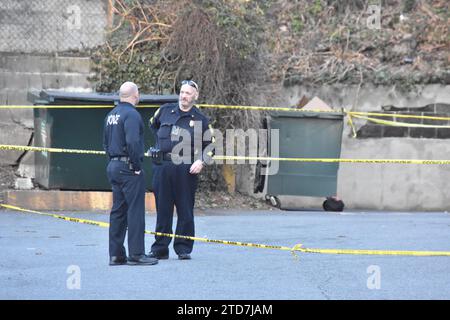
(103, 102, 144, 171)
(149, 103, 211, 161)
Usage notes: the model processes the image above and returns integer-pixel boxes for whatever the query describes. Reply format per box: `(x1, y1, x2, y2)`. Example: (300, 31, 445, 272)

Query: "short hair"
(119, 82, 138, 99)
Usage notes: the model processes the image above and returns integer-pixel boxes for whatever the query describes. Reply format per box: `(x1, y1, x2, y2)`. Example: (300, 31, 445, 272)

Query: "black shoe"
(178, 253, 191, 260)
(109, 256, 127, 266)
(148, 251, 169, 260)
(127, 254, 158, 266)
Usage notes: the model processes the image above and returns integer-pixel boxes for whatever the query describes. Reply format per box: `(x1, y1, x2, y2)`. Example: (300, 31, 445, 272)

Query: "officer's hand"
(134, 170, 141, 175)
(189, 160, 203, 175)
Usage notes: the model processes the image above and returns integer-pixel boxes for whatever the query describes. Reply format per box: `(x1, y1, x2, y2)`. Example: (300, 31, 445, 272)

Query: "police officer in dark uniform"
(148, 80, 212, 260)
(103, 81, 158, 266)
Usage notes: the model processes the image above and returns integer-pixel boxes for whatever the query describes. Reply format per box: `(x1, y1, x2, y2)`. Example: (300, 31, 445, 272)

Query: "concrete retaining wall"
(0, 54, 94, 172)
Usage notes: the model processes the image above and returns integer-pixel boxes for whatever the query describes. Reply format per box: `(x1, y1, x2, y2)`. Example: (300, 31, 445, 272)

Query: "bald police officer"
(148, 80, 212, 260)
(103, 81, 158, 266)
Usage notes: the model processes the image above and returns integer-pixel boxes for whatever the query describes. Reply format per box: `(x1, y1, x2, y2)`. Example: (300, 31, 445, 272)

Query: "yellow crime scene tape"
(0, 144, 106, 155)
(348, 111, 450, 122)
(0, 103, 338, 112)
(349, 114, 450, 128)
(3, 103, 450, 134)
(2, 204, 450, 257)
(2, 102, 450, 119)
(198, 104, 343, 113)
(213, 155, 450, 165)
(2, 144, 450, 164)
(345, 112, 450, 137)
(0, 104, 160, 109)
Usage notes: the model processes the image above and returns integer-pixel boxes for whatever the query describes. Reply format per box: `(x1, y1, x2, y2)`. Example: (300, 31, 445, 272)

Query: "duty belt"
(110, 156, 130, 163)
(162, 153, 199, 163)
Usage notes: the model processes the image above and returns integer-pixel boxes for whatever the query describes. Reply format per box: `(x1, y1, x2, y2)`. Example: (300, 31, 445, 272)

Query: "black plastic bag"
(323, 196, 345, 212)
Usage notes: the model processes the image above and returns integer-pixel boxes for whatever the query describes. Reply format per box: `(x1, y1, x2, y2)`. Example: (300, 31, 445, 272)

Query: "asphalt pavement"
(1, 208, 449, 300)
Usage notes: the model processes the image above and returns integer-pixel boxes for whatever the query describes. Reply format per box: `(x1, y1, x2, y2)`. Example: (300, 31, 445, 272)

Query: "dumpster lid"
(29, 90, 178, 105)
(269, 110, 344, 120)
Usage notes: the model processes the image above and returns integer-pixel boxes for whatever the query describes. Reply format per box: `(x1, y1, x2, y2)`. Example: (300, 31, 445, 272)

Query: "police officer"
(103, 81, 158, 266)
(148, 80, 212, 260)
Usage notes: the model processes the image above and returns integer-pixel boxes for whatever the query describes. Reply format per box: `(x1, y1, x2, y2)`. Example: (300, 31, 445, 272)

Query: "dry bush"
(91, 0, 269, 193)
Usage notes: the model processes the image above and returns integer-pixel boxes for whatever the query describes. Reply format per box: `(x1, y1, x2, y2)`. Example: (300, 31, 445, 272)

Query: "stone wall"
(0, 54, 94, 178)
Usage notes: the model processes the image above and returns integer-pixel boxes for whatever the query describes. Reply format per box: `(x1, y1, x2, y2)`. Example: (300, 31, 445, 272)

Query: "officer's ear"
(194, 91, 199, 101)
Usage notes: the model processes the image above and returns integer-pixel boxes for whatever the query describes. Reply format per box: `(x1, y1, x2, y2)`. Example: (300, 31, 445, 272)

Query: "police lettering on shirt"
(107, 114, 120, 126)
(103, 102, 144, 172)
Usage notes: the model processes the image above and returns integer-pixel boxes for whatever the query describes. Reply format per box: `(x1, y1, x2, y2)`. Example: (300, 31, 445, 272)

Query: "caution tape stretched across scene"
(2, 204, 450, 257)
(0, 144, 106, 155)
(3, 103, 450, 134)
(0, 104, 336, 112)
(349, 114, 450, 129)
(213, 155, 450, 165)
(1, 144, 450, 165)
(0, 104, 160, 109)
(2, 144, 450, 165)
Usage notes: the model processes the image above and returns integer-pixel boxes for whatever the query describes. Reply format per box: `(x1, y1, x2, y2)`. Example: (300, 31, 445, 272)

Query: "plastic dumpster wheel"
(266, 195, 281, 209)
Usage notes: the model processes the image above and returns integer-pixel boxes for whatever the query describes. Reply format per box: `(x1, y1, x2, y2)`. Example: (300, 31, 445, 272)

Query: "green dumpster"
(255, 110, 344, 208)
(28, 90, 178, 190)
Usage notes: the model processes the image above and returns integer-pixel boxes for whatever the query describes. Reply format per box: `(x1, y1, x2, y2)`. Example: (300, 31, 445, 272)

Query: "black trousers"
(151, 161, 198, 255)
(107, 160, 146, 257)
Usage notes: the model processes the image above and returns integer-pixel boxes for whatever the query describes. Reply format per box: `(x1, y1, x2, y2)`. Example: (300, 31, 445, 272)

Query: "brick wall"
(356, 103, 450, 139)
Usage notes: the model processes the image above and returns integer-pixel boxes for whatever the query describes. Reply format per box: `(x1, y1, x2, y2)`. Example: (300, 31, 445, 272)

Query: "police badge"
(171, 125, 180, 136)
